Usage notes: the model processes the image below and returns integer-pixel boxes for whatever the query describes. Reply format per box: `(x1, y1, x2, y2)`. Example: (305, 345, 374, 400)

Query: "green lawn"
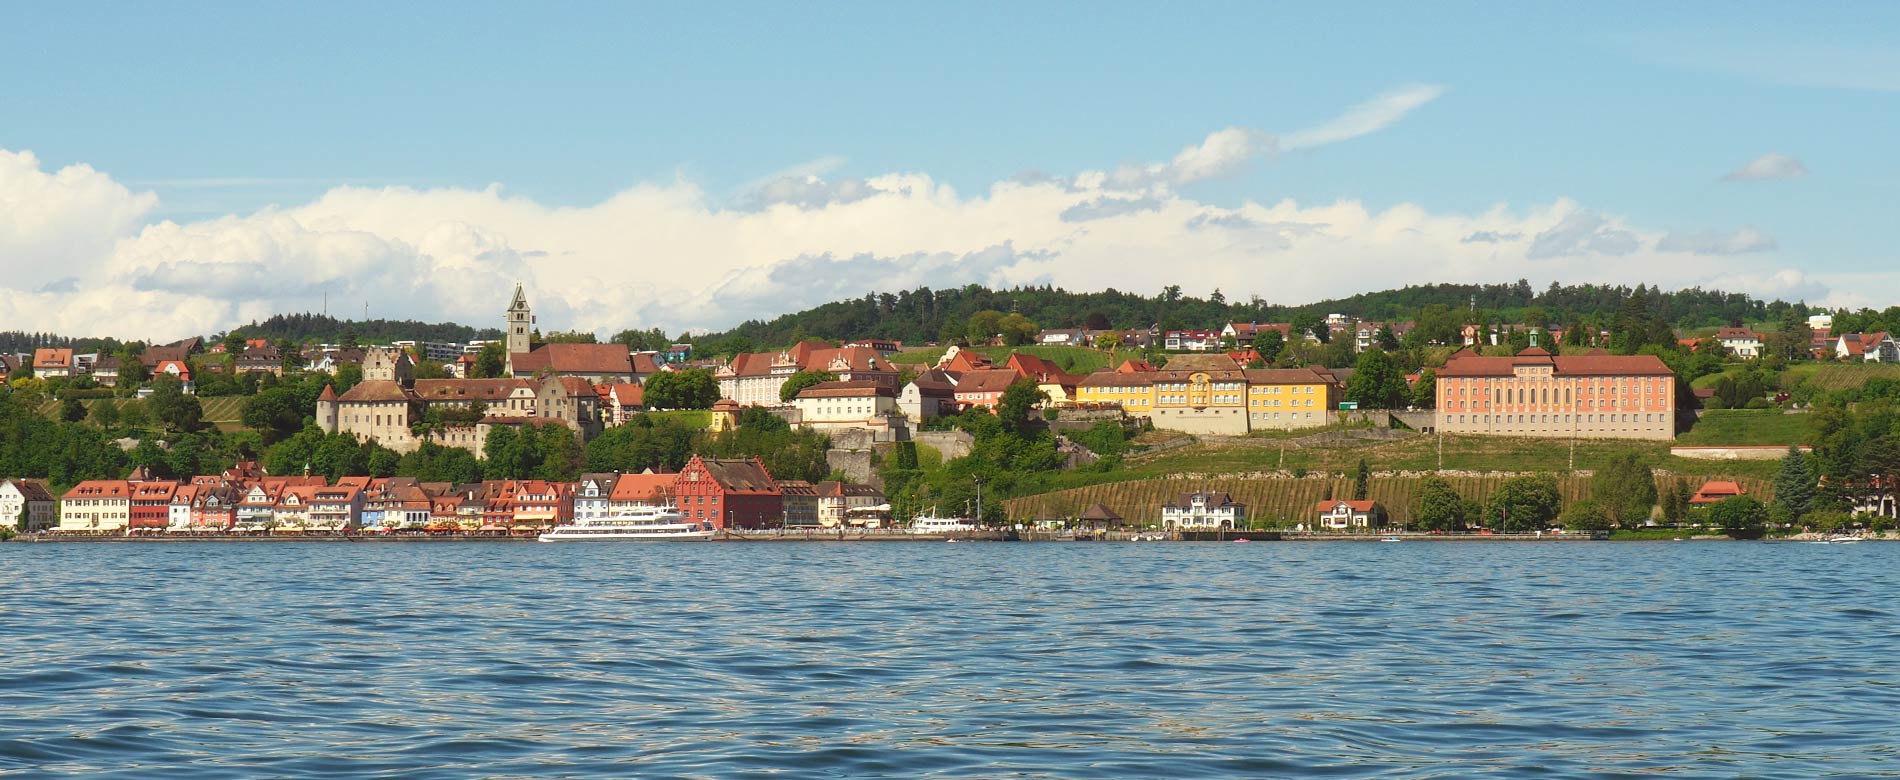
(1676, 409, 1812, 446)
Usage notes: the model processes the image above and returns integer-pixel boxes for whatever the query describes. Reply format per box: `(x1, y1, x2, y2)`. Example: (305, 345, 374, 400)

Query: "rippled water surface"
(3, 541, 1898, 779)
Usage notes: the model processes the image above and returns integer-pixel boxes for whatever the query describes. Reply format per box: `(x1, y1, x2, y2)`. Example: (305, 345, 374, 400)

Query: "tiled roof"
(33, 348, 72, 369)
(1078, 502, 1122, 521)
(954, 369, 1025, 395)
(1436, 349, 1674, 378)
(411, 379, 531, 402)
(1242, 368, 1333, 385)
(692, 457, 780, 495)
(599, 383, 644, 406)
(1167, 491, 1239, 508)
(630, 352, 662, 374)
(795, 380, 894, 399)
(62, 480, 130, 500)
(509, 343, 634, 376)
(907, 369, 957, 393)
(336, 380, 416, 403)
(1316, 500, 1379, 513)
(1161, 354, 1243, 372)
(1078, 370, 1152, 387)
(609, 472, 675, 502)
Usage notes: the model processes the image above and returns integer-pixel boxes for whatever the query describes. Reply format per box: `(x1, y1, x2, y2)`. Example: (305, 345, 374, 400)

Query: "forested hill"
(229, 313, 502, 345)
(688, 281, 1813, 350)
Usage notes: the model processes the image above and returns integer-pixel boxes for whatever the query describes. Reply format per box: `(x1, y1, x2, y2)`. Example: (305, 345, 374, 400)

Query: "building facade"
(1433, 348, 1676, 440)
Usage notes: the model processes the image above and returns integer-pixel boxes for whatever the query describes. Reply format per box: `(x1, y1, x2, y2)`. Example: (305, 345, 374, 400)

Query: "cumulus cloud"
(1281, 84, 1445, 150)
(0, 139, 1841, 342)
(1656, 227, 1778, 255)
(1061, 195, 1165, 222)
(1723, 152, 1808, 182)
(1460, 230, 1522, 244)
(1526, 210, 1642, 259)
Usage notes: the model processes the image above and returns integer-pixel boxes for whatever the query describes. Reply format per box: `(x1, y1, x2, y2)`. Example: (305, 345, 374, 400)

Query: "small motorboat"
(1380, 536, 1402, 542)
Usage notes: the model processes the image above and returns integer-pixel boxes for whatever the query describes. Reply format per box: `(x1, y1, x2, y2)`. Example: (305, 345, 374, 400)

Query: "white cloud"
(1656, 227, 1777, 255)
(0, 140, 1847, 342)
(1525, 210, 1641, 259)
(1723, 152, 1808, 182)
(1281, 84, 1445, 151)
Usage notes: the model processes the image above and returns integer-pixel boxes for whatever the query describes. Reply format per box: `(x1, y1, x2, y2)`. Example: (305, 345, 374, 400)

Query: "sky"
(2, 2, 1896, 342)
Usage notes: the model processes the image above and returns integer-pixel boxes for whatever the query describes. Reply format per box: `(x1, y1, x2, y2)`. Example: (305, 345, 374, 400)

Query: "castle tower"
(362, 345, 414, 386)
(316, 384, 339, 434)
(505, 282, 533, 374)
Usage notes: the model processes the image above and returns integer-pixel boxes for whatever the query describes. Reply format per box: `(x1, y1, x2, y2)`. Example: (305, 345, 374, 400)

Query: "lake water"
(2, 541, 1897, 779)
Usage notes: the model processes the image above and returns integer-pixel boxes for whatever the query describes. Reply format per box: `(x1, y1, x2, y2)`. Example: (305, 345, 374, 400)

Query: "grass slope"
(1004, 472, 1770, 527)
(1676, 410, 1813, 446)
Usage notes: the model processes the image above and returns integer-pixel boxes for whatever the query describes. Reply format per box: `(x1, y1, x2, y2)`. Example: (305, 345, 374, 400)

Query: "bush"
(1702, 397, 1728, 410)
(1744, 398, 1772, 409)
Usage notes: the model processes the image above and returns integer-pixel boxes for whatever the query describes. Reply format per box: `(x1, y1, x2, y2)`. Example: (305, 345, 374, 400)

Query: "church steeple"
(505, 282, 533, 373)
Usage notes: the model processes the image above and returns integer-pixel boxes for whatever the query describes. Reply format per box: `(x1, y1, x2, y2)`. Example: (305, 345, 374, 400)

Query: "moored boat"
(538, 506, 714, 542)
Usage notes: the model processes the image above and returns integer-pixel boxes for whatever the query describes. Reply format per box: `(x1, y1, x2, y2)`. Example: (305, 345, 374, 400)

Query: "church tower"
(505, 281, 533, 374)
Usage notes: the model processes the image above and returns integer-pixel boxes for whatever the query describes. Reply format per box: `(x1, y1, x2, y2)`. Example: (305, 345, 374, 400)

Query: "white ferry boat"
(909, 515, 977, 534)
(538, 506, 715, 542)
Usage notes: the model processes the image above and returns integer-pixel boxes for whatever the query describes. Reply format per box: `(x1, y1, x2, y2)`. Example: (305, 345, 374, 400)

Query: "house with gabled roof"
(59, 480, 131, 532)
(1314, 499, 1385, 530)
(672, 455, 781, 530)
(1161, 491, 1245, 530)
(0, 479, 57, 532)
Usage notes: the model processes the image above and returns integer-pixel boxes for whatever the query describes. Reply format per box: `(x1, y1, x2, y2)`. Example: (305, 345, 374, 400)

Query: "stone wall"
(914, 430, 975, 460)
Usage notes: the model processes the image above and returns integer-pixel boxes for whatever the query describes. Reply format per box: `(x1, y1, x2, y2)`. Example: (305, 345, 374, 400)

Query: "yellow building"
(1242, 368, 1338, 430)
(1074, 357, 1338, 434)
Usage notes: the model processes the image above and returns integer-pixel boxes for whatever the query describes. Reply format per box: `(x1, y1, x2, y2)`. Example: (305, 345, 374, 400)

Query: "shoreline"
(9, 531, 1874, 543)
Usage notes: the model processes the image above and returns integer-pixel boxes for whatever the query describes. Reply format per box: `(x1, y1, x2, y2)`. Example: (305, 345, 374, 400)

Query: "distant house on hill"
(1689, 481, 1745, 505)
(1314, 500, 1385, 530)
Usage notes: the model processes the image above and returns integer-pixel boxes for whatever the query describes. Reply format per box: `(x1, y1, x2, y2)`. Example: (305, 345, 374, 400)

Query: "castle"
(317, 284, 604, 454)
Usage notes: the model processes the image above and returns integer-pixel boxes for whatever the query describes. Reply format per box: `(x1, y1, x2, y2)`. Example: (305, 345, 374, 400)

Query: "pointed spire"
(318, 384, 337, 402)
(510, 281, 529, 310)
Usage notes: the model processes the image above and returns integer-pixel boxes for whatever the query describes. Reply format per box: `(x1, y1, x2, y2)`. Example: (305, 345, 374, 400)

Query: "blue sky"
(1, 3, 1895, 339)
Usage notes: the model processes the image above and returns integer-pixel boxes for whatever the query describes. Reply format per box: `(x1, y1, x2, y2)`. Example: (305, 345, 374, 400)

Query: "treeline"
(0, 331, 134, 355)
(685, 280, 1810, 354)
(229, 313, 501, 344)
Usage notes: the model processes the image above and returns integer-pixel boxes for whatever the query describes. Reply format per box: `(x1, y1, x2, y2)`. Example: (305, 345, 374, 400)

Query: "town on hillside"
(5, 282, 1900, 538)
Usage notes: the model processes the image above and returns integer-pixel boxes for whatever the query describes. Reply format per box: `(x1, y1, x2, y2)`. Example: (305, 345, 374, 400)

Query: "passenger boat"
(537, 506, 715, 542)
(909, 514, 977, 534)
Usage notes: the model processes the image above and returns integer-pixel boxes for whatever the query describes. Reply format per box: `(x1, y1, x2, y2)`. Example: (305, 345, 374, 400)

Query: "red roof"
(610, 472, 675, 503)
(1690, 481, 1746, 504)
(795, 380, 895, 399)
(62, 480, 131, 500)
(1436, 348, 1673, 378)
(33, 348, 73, 369)
(509, 343, 633, 376)
(1316, 500, 1379, 513)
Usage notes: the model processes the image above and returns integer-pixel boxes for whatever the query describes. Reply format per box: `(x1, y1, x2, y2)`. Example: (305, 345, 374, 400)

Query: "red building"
(671, 455, 783, 530)
(128, 481, 179, 531)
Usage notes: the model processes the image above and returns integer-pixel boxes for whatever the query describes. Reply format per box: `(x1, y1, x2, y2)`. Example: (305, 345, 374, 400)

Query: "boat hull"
(538, 531, 715, 542)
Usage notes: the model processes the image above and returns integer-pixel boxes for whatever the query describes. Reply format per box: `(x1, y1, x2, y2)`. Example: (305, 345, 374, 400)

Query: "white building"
(790, 380, 904, 436)
(573, 474, 619, 520)
(1313, 500, 1385, 530)
(0, 479, 56, 532)
(1808, 313, 1834, 333)
(1160, 491, 1246, 530)
(1715, 327, 1764, 359)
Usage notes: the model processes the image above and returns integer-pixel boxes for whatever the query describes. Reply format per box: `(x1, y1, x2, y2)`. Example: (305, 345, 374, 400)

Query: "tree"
(471, 342, 506, 379)
(1256, 329, 1286, 362)
(333, 362, 365, 394)
(1661, 478, 1694, 524)
(146, 375, 204, 432)
(966, 310, 1005, 345)
(241, 387, 306, 443)
(119, 399, 149, 430)
(1591, 453, 1657, 527)
(644, 368, 718, 410)
(1094, 332, 1123, 352)
(1485, 474, 1562, 532)
(1709, 495, 1768, 537)
(779, 370, 840, 402)
(1344, 349, 1407, 409)
(1772, 445, 1816, 520)
(1410, 368, 1437, 409)
(413, 360, 448, 380)
(1413, 476, 1466, 532)
(1560, 499, 1612, 532)
(1375, 325, 1400, 350)
(997, 313, 1038, 346)
(60, 396, 86, 423)
(89, 399, 121, 430)
(997, 378, 1049, 437)
(1353, 458, 1369, 501)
